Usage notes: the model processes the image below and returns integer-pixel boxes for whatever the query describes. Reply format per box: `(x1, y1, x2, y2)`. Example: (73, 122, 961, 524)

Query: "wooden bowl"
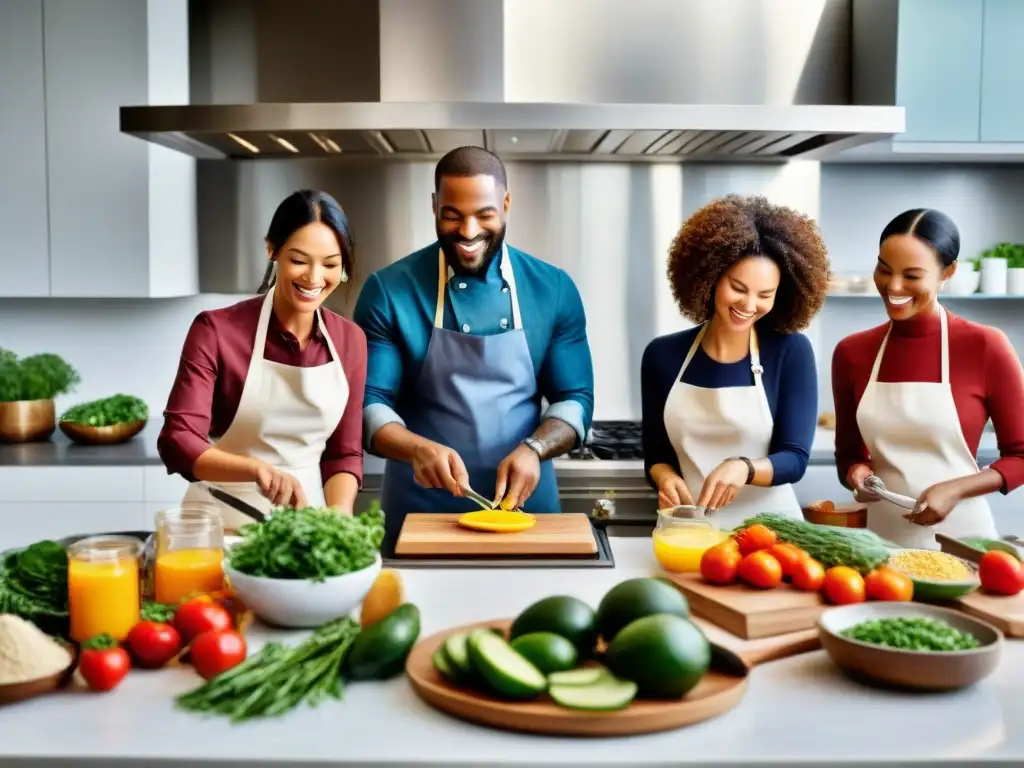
(802, 501, 867, 528)
(818, 602, 1003, 692)
(0, 642, 79, 706)
(0, 399, 56, 443)
(59, 419, 146, 445)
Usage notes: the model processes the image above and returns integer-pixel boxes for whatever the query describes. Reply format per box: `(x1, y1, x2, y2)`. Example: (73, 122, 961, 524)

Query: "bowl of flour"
(0, 614, 77, 705)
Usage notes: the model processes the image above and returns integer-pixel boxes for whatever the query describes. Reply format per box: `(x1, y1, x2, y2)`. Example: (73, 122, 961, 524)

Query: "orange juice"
(653, 525, 729, 573)
(68, 556, 140, 642)
(155, 548, 224, 605)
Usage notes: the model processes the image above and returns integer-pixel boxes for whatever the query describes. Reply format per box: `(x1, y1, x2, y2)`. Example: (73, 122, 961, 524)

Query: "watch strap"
(522, 437, 544, 456)
(728, 456, 755, 485)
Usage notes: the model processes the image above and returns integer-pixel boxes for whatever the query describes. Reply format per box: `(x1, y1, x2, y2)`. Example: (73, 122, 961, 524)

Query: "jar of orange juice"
(68, 535, 143, 643)
(652, 505, 729, 573)
(154, 507, 225, 605)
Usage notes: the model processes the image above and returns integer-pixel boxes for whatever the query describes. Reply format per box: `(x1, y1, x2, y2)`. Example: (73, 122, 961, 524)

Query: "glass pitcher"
(68, 535, 142, 642)
(652, 505, 730, 573)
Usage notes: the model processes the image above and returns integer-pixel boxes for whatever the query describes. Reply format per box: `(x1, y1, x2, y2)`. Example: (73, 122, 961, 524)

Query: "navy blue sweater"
(640, 325, 818, 487)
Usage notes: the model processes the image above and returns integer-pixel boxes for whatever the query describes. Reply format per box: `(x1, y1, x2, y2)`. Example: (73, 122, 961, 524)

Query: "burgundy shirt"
(157, 296, 367, 488)
(832, 310, 1024, 494)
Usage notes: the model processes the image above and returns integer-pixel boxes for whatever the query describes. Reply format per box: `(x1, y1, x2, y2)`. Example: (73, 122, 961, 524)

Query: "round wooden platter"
(405, 619, 748, 737)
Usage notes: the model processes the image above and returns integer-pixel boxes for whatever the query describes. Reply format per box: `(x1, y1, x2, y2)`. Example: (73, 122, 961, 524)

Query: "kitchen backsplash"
(2, 163, 1024, 423)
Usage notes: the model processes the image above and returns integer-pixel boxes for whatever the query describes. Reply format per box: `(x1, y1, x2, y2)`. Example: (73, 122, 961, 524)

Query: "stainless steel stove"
(567, 420, 644, 461)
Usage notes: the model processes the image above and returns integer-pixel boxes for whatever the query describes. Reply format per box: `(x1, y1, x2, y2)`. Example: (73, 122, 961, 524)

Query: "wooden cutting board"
(935, 534, 1024, 637)
(394, 513, 598, 557)
(668, 573, 827, 639)
(689, 616, 820, 668)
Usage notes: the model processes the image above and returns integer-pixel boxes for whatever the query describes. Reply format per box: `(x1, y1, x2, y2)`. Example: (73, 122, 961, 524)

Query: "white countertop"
(1, 537, 1021, 767)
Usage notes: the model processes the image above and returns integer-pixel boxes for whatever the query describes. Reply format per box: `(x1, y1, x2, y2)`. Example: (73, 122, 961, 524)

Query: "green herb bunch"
(0, 349, 80, 403)
(61, 393, 149, 426)
(176, 615, 360, 722)
(0, 540, 70, 636)
(227, 502, 385, 581)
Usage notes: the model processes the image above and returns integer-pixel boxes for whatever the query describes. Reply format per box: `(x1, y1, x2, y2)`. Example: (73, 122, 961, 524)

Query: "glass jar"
(652, 505, 729, 573)
(68, 535, 142, 642)
(153, 507, 225, 605)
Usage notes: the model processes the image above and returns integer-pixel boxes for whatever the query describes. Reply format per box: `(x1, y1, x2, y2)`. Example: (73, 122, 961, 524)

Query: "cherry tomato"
(189, 629, 248, 680)
(733, 524, 778, 556)
(822, 566, 866, 605)
(125, 621, 182, 669)
(979, 550, 1024, 596)
(768, 543, 807, 579)
(864, 567, 914, 602)
(78, 634, 131, 692)
(700, 543, 742, 585)
(737, 550, 783, 589)
(790, 557, 826, 592)
(174, 598, 233, 644)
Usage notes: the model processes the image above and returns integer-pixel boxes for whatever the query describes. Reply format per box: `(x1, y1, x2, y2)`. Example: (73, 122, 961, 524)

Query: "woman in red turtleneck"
(832, 208, 1024, 549)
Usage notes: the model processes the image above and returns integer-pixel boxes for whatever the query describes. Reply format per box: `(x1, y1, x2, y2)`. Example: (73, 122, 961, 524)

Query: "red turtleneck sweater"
(831, 309, 1024, 494)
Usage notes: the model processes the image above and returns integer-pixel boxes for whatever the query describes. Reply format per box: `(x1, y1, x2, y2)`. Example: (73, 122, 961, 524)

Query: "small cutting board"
(689, 616, 820, 669)
(935, 533, 1024, 637)
(394, 513, 598, 557)
(669, 573, 827, 639)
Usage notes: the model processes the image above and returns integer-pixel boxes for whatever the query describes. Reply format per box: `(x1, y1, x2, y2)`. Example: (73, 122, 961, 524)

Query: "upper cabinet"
(0, 0, 197, 299)
(853, 0, 1024, 149)
(0, 0, 50, 297)
(979, 0, 1024, 143)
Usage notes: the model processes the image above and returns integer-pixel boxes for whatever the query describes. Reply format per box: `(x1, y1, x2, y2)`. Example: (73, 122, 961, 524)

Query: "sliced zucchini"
(466, 628, 547, 700)
(442, 632, 474, 678)
(432, 646, 458, 683)
(547, 666, 608, 687)
(549, 677, 638, 712)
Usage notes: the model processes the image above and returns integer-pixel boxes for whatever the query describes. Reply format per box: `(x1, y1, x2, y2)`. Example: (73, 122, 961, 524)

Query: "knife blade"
(204, 484, 267, 523)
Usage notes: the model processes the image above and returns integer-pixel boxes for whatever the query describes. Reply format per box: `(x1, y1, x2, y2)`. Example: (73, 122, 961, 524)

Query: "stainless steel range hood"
(120, 0, 904, 162)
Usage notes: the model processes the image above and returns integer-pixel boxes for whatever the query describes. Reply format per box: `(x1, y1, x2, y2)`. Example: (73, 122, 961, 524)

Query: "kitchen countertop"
(0, 535, 1019, 767)
(0, 424, 1005, 472)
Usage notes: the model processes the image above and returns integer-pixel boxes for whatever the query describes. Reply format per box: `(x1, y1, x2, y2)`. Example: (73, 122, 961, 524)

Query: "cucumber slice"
(549, 677, 638, 712)
(442, 632, 474, 678)
(547, 666, 608, 687)
(466, 628, 547, 700)
(432, 646, 458, 683)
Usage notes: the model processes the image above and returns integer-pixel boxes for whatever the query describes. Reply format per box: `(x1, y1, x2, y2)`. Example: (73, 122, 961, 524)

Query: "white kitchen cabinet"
(42, 0, 197, 298)
(0, 0, 50, 298)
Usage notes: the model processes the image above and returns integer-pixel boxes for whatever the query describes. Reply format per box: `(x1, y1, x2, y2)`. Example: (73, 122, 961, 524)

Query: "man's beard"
(438, 225, 506, 275)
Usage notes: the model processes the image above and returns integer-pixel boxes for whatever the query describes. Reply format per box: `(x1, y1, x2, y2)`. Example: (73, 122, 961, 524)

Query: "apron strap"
(868, 305, 948, 385)
(434, 245, 523, 331)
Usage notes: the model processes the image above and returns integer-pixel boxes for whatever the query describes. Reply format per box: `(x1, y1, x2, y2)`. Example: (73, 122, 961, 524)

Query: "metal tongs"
(862, 475, 917, 510)
(461, 484, 524, 514)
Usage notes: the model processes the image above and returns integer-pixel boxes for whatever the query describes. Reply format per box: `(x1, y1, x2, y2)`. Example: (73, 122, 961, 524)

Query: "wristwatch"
(522, 437, 544, 457)
(728, 456, 756, 485)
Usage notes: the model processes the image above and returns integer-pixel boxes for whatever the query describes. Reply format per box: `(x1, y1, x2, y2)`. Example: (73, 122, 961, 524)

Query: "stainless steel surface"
(122, 0, 904, 161)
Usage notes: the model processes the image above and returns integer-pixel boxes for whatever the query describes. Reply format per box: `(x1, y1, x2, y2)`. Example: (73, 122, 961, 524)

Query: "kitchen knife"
(204, 484, 267, 523)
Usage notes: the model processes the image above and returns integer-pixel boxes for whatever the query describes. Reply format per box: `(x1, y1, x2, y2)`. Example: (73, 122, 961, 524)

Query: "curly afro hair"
(666, 194, 831, 334)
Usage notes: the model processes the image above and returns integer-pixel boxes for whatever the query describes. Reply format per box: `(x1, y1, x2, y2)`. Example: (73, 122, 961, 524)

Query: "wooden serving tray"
(394, 513, 598, 557)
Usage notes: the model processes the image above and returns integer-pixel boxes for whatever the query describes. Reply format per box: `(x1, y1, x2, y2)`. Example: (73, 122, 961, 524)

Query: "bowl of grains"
(0, 614, 78, 705)
(885, 548, 980, 602)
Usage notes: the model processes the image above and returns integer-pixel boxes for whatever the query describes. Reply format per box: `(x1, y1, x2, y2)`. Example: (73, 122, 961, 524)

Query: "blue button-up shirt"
(353, 242, 595, 451)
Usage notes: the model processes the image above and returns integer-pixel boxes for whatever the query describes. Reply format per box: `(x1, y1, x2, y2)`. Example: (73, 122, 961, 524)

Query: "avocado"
(509, 596, 598, 655)
(466, 628, 547, 700)
(595, 578, 690, 642)
(605, 613, 710, 699)
(549, 675, 638, 711)
(345, 603, 421, 681)
(509, 632, 578, 674)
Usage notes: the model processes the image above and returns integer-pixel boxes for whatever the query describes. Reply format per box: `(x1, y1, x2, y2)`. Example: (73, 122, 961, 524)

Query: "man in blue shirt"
(353, 146, 594, 537)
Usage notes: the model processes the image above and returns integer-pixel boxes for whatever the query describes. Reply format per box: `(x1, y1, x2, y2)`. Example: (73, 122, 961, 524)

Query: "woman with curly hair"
(832, 209, 1024, 549)
(641, 195, 830, 529)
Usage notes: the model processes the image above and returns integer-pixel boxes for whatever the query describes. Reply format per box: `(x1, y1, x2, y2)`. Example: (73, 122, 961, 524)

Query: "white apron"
(663, 324, 803, 531)
(856, 305, 997, 549)
(180, 288, 350, 530)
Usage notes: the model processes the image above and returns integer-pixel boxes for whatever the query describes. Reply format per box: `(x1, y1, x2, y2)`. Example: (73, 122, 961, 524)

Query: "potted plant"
(1006, 244, 1024, 296)
(979, 243, 1013, 296)
(0, 349, 81, 442)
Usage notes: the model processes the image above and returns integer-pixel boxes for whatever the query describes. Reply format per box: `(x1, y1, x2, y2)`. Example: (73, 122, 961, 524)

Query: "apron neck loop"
(435, 245, 522, 331)
(870, 305, 948, 385)
(682, 322, 763, 378)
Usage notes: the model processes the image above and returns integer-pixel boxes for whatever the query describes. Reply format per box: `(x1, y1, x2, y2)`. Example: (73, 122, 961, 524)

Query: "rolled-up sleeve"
(538, 271, 594, 445)
(320, 322, 367, 487)
(767, 332, 817, 486)
(157, 313, 218, 481)
(352, 273, 407, 451)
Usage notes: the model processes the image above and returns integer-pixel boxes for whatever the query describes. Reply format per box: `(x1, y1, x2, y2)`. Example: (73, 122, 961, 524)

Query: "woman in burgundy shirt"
(158, 190, 367, 527)
(832, 208, 1024, 548)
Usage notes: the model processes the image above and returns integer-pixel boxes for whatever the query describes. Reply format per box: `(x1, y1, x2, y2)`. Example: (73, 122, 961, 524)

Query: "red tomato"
(78, 635, 131, 692)
(737, 550, 783, 589)
(822, 566, 866, 605)
(190, 630, 247, 680)
(979, 550, 1024, 596)
(790, 557, 826, 592)
(767, 543, 807, 579)
(173, 598, 233, 644)
(125, 621, 182, 669)
(733, 524, 778, 556)
(700, 543, 742, 585)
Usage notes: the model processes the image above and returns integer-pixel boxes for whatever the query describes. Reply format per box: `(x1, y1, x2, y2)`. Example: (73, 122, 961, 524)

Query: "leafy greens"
(61, 393, 149, 426)
(0, 349, 79, 403)
(0, 539, 70, 636)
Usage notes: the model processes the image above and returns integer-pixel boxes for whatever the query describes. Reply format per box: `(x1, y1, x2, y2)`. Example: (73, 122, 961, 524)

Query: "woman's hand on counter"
(697, 459, 749, 512)
(254, 462, 308, 508)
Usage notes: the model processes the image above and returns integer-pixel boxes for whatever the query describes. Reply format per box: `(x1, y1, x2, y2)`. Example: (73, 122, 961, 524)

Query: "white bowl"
(224, 553, 382, 628)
